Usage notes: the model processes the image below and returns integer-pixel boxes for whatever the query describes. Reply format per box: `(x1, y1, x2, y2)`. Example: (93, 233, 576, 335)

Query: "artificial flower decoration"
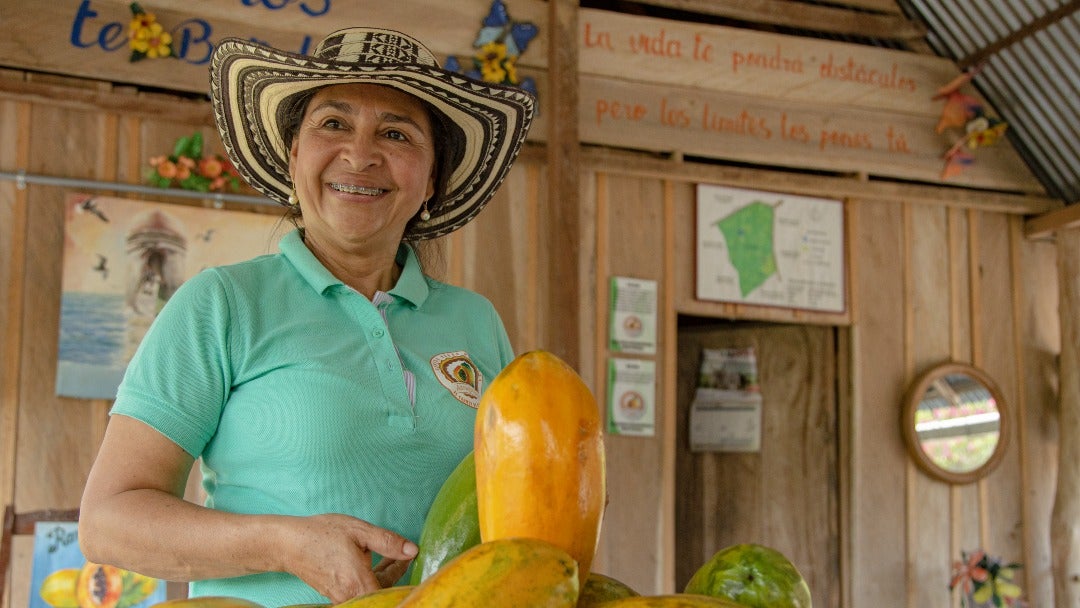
(443, 0, 539, 97)
(933, 63, 1010, 179)
(950, 549, 990, 596)
(129, 3, 175, 62)
(146, 132, 242, 193)
(949, 549, 1025, 607)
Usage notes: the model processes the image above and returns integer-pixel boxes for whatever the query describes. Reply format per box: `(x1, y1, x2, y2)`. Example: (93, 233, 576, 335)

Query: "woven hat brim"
(210, 37, 536, 240)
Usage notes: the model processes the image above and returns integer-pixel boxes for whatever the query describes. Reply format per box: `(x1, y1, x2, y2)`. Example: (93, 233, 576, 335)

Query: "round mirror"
(901, 362, 1009, 484)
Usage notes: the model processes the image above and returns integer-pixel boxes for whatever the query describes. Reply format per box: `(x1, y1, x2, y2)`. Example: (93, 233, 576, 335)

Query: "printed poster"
(607, 358, 656, 437)
(56, 194, 285, 399)
(689, 347, 762, 452)
(696, 184, 845, 312)
(29, 522, 165, 608)
(609, 276, 658, 354)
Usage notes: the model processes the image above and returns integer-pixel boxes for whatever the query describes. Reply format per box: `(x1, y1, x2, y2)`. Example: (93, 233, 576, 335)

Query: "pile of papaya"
(145, 351, 811, 608)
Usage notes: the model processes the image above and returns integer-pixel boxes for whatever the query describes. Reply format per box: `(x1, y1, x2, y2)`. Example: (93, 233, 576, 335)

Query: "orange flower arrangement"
(146, 133, 242, 193)
(950, 549, 1024, 607)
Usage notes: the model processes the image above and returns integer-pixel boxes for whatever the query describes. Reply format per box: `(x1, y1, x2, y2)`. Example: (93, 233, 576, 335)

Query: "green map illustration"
(712, 201, 777, 297)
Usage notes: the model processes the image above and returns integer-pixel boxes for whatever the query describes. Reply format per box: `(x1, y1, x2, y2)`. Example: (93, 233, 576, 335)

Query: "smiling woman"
(77, 26, 537, 608)
(286, 84, 439, 286)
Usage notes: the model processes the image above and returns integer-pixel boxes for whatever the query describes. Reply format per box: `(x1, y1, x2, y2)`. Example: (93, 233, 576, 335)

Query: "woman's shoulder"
(176, 252, 294, 306)
(195, 251, 289, 285)
(423, 275, 496, 307)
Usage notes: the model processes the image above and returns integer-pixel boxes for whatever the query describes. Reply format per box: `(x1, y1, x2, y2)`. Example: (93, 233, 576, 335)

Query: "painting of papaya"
(30, 522, 166, 608)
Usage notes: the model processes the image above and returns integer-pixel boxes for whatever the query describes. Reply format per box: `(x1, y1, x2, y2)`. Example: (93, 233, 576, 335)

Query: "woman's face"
(289, 83, 436, 257)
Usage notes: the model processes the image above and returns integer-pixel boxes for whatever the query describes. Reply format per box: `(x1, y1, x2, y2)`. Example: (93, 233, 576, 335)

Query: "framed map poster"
(695, 184, 845, 313)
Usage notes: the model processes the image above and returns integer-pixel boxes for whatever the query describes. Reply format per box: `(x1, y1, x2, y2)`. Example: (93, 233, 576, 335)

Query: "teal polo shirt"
(111, 229, 514, 607)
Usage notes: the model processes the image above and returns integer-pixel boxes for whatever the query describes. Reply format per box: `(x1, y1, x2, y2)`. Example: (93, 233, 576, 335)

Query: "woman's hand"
(281, 513, 418, 603)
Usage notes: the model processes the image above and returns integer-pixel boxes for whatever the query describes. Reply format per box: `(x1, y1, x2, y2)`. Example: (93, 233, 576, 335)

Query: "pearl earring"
(288, 189, 299, 206)
(419, 201, 431, 222)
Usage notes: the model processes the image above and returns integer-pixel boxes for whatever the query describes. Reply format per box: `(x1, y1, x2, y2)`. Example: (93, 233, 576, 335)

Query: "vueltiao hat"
(209, 27, 537, 240)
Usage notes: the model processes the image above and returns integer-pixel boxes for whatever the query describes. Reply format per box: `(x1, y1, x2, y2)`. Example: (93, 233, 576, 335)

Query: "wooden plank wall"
(0, 78, 1063, 608)
(0, 74, 269, 608)
(578, 152, 1060, 606)
(674, 323, 839, 607)
(847, 198, 1059, 608)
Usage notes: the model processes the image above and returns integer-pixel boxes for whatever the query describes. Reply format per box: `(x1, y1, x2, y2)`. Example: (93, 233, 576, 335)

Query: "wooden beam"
(1024, 203, 1080, 240)
(1053, 227, 1080, 606)
(0, 72, 213, 123)
(959, 0, 1080, 69)
(581, 147, 1061, 214)
(619, 0, 925, 39)
(546, 0, 582, 367)
(0, 101, 30, 515)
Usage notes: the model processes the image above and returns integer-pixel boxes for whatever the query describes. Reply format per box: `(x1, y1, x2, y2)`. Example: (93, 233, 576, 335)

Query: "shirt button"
(387, 361, 396, 370)
(373, 328, 385, 338)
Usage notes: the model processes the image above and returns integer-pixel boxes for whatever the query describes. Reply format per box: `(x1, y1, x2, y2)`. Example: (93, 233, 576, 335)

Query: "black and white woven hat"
(210, 27, 536, 240)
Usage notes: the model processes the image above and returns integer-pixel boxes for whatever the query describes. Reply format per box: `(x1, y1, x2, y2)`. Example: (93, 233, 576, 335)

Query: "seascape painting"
(57, 194, 285, 399)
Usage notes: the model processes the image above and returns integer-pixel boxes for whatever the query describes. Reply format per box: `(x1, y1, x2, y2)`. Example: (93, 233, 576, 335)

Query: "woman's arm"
(79, 415, 416, 602)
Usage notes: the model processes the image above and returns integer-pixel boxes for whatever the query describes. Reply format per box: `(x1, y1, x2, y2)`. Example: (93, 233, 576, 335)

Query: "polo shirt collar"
(389, 244, 429, 308)
(280, 229, 429, 307)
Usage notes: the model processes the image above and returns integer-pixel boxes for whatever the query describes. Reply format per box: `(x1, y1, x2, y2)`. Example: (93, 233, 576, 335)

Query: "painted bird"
(77, 198, 109, 222)
(92, 254, 108, 280)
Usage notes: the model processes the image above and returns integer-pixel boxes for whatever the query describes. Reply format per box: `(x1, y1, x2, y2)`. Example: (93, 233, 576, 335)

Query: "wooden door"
(675, 320, 839, 608)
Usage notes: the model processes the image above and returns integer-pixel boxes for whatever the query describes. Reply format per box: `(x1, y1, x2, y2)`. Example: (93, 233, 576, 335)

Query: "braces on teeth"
(332, 183, 384, 195)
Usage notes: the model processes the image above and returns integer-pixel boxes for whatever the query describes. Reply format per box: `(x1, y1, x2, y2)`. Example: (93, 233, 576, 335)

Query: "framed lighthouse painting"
(55, 193, 284, 399)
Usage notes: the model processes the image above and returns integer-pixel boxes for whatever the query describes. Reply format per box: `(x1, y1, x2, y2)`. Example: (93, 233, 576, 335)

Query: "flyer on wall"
(607, 357, 656, 437)
(688, 347, 762, 452)
(609, 276, 658, 354)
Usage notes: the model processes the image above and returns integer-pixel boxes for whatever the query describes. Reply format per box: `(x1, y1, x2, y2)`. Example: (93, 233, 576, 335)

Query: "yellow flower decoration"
(481, 59, 507, 83)
(130, 13, 154, 31)
(503, 55, 519, 85)
(131, 23, 173, 59)
(128, 3, 174, 62)
(477, 41, 510, 83)
(479, 41, 507, 64)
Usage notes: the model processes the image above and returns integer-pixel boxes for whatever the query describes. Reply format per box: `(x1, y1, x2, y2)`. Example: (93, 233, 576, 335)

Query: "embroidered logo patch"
(430, 351, 483, 408)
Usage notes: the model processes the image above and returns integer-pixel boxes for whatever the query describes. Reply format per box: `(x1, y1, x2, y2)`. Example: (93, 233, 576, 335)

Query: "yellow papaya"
(332, 586, 414, 607)
(397, 537, 579, 607)
(40, 568, 81, 608)
(592, 594, 746, 607)
(474, 350, 606, 588)
(408, 451, 480, 585)
(577, 572, 640, 606)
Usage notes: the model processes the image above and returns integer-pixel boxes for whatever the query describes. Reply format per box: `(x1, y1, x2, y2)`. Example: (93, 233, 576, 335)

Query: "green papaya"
(408, 451, 481, 585)
(684, 543, 812, 608)
(592, 595, 745, 607)
(577, 572, 639, 606)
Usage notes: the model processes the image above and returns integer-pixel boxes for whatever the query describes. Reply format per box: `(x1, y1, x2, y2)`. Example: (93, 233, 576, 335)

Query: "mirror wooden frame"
(901, 362, 1010, 485)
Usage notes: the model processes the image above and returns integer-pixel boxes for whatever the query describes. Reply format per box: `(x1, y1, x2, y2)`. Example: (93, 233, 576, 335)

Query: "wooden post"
(1053, 227, 1080, 606)
(545, 0, 581, 368)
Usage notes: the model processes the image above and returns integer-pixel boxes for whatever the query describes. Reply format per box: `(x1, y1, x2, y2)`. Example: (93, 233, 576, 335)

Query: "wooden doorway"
(674, 319, 840, 607)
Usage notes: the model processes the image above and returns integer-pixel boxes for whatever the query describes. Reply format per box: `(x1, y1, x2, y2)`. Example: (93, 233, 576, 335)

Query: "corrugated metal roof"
(896, 0, 1080, 205)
